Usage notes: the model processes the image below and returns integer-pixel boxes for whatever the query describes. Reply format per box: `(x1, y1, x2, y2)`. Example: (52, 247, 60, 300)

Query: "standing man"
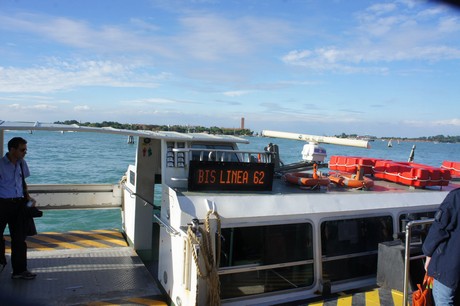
(423, 188, 460, 305)
(0, 137, 37, 279)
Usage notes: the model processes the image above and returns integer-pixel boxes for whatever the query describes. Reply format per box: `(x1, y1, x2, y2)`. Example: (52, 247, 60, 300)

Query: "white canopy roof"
(0, 120, 249, 144)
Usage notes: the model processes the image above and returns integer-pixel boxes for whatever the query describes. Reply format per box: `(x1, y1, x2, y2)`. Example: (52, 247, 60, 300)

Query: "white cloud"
(0, 11, 292, 63)
(417, 7, 445, 18)
(5, 103, 21, 110)
(223, 90, 251, 97)
(404, 118, 460, 128)
(129, 18, 161, 32)
(281, 48, 390, 74)
(127, 98, 178, 105)
(282, 1, 460, 73)
(438, 16, 460, 33)
(74, 105, 91, 111)
(4, 103, 57, 111)
(366, 3, 397, 15)
(432, 118, 460, 126)
(282, 50, 312, 63)
(122, 97, 201, 108)
(0, 13, 173, 56)
(0, 59, 166, 93)
(177, 14, 291, 61)
(32, 104, 58, 110)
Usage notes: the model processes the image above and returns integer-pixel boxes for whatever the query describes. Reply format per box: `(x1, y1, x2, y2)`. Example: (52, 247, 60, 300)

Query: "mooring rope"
(187, 210, 222, 305)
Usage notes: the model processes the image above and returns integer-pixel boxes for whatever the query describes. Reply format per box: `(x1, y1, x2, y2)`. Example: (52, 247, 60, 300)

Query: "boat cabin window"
(321, 216, 393, 282)
(191, 144, 239, 162)
(398, 211, 436, 232)
(219, 223, 314, 299)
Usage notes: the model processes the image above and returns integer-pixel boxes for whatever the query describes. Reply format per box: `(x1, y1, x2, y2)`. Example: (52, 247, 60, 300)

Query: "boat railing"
(321, 250, 378, 262)
(121, 181, 180, 236)
(122, 181, 159, 208)
(218, 259, 314, 275)
(172, 148, 274, 164)
(403, 218, 434, 306)
(29, 183, 122, 209)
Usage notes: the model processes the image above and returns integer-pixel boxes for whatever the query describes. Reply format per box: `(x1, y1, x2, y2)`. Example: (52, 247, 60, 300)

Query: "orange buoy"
(283, 164, 330, 187)
(329, 165, 374, 189)
(329, 173, 374, 189)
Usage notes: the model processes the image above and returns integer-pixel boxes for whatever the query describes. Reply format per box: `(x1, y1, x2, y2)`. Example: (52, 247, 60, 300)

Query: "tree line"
(54, 120, 253, 136)
(336, 133, 460, 143)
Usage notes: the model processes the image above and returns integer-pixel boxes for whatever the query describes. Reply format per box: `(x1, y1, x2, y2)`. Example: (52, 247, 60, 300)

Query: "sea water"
(3, 130, 459, 232)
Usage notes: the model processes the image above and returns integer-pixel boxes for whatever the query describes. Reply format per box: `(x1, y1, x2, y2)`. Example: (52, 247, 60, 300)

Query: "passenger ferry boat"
(1, 120, 459, 306)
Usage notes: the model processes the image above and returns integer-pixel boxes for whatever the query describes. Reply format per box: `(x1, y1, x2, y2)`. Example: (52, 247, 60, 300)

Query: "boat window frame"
(217, 219, 316, 299)
(319, 213, 395, 283)
(218, 219, 315, 274)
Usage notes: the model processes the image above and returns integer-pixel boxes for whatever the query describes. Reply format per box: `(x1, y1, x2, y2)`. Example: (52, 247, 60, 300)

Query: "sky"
(0, 0, 459, 138)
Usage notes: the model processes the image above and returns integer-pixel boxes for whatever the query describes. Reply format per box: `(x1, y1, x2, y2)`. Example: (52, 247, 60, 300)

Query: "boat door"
(122, 137, 162, 253)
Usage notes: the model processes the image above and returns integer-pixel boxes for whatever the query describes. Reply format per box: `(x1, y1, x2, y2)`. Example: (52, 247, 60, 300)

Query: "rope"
(187, 210, 222, 305)
(373, 169, 448, 183)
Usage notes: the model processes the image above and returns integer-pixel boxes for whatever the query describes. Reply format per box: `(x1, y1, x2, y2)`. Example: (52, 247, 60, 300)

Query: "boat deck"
(182, 173, 460, 197)
(1, 230, 167, 306)
(276, 171, 460, 193)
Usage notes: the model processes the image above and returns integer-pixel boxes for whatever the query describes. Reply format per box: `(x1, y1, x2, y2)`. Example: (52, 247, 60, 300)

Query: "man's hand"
(424, 256, 431, 271)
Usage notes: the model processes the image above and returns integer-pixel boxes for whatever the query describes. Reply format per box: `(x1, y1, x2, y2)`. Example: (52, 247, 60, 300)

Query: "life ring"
(283, 164, 330, 187)
(329, 173, 374, 189)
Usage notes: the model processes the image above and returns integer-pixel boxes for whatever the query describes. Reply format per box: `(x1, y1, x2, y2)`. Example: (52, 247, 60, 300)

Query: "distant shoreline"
(53, 120, 459, 143)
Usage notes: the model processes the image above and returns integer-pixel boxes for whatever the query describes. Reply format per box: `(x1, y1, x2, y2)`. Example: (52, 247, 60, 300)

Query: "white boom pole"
(262, 130, 370, 149)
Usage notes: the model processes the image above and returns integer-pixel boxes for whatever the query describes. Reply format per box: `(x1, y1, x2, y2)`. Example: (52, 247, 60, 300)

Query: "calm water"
(3, 131, 459, 232)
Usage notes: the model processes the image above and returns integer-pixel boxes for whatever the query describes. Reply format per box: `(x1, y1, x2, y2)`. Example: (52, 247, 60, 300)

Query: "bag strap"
(19, 161, 28, 198)
(423, 273, 434, 289)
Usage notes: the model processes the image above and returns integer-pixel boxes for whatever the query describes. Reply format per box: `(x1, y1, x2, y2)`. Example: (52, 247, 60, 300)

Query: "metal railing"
(122, 182, 159, 208)
(121, 182, 180, 236)
(403, 218, 434, 306)
(172, 148, 274, 163)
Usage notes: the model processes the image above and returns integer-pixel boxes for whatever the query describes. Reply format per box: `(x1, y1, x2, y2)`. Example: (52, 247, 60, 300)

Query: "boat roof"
(0, 120, 249, 144)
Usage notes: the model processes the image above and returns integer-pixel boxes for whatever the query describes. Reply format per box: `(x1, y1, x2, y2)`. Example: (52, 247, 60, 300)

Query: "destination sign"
(188, 161, 274, 191)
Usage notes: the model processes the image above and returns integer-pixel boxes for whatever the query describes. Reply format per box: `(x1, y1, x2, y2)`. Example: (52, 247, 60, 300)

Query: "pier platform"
(1, 230, 167, 306)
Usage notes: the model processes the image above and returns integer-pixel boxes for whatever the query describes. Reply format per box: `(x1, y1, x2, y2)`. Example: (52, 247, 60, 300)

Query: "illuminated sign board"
(188, 161, 274, 191)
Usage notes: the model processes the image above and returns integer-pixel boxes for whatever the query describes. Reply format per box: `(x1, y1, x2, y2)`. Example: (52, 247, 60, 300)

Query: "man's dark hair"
(8, 137, 27, 151)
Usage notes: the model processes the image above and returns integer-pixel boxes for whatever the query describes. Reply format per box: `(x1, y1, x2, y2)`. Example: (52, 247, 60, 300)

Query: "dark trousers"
(0, 200, 28, 274)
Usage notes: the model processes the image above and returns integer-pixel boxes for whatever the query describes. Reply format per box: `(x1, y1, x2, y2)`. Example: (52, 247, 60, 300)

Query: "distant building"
(241, 117, 245, 130)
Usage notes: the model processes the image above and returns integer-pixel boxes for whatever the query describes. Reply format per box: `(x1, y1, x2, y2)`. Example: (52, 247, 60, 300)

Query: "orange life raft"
(283, 164, 330, 187)
(329, 155, 452, 187)
(373, 160, 451, 187)
(441, 161, 460, 178)
(329, 172, 374, 189)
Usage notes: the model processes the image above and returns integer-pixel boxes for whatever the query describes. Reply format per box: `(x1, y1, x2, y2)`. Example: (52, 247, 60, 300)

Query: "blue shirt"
(0, 153, 30, 198)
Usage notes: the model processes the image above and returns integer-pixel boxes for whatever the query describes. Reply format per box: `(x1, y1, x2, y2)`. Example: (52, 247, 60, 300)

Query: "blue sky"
(0, 0, 459, 137)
